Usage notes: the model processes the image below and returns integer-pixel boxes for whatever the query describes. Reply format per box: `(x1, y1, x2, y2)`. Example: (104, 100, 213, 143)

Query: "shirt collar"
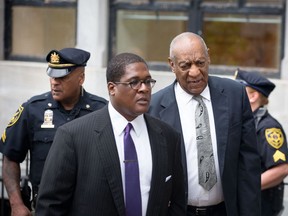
(199, 85, 211, 102)
(108, 102, 145, 137)
(175, 82, 211, 103)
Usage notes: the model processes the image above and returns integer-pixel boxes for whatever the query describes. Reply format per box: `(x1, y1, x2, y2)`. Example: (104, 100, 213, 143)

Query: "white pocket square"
(165, 175, 172, 182)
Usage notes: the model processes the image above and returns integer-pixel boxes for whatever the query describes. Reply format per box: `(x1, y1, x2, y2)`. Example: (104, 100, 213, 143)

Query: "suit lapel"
(158, 82, 183, 134)
(145, 115, 168, 215)
(93, 107, 126, 216)
(157, 82, 188, 197)
(158, 82, 187, 161)
(209, 77, 229, 176)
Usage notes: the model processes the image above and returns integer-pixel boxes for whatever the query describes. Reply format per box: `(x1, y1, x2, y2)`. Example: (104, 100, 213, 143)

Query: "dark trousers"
(0, 199, 11, 216)
(187, 202, 227, 216)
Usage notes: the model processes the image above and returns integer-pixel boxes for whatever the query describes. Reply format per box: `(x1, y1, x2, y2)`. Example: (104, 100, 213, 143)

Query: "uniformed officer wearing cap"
(235, 68, 288, 216)
(0, 48, 107, 216)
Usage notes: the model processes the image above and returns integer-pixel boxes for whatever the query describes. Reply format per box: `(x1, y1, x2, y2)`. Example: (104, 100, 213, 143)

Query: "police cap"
(235, 68, 275, 97)
(46, 48, 90, 78)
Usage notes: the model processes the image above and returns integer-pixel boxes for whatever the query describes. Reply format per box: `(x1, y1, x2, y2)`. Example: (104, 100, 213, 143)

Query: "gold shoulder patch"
(265, 128, 284, 149)
(1, 130, 6, 143)
(7, 105, 24, 127)
(273, 150, 286, 162)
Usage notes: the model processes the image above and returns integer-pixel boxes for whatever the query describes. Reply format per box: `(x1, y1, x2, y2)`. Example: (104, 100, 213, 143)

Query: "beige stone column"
(76, 0, 109, 67)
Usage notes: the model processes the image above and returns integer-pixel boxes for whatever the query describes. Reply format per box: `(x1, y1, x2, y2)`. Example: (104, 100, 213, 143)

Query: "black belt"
(187, 202, 225, 216)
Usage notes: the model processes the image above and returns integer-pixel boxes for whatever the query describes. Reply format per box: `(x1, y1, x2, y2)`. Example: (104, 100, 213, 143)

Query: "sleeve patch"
(7, 105, 24, 127)
(1, 130, 6, 143)
(273, 150, 286, 162)
(265, 128, 284, 149)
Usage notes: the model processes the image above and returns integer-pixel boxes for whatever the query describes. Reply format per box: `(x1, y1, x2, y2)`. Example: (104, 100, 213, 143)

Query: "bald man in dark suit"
(148, 32, 261, 216)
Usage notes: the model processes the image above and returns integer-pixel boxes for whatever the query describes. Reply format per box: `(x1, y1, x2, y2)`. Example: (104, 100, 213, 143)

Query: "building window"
(5, 0, 77, 61)
(203, 14, 282, 69)
(109, 0, 285, 77)
(116, 10, 188, 62)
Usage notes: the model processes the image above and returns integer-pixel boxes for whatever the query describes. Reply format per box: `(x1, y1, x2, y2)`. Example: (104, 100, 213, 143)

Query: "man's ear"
(79, 72, 85, 85)
(168, 57, 175, 73)
(108, 82, 116, 96)
(207, 48, 211, 64)
(249, 91, 260, 103)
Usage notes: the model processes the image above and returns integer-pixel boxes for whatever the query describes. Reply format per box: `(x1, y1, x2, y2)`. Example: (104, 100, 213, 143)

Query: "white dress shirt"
(174, 83, 224, 206)
(108, 103, 152, 215)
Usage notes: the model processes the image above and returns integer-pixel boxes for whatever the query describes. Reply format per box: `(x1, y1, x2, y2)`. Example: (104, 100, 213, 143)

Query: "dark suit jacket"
(148, 76, 261, 216)
(35, 106, 186, 216)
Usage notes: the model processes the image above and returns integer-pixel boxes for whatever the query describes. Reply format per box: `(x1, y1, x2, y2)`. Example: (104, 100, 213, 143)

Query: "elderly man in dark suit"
(35, 52, 186, 216)
(148, 32, 261, 216)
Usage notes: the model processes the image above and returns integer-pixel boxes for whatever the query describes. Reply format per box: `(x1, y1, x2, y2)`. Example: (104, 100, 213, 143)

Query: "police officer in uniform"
(0, 48, 107, 216)
(235, 69, 288, 216)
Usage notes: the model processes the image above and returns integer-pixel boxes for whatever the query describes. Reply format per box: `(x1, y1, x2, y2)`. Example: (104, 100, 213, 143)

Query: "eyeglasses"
(114, 79, 156, 90)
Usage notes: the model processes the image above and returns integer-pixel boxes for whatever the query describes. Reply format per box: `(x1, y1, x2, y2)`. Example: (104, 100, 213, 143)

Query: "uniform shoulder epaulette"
(27, 92, 50, 104)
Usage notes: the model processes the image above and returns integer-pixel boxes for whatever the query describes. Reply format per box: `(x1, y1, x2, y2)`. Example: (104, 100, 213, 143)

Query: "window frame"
(4, 0, 77, 62)
(108, 0, 286, 78)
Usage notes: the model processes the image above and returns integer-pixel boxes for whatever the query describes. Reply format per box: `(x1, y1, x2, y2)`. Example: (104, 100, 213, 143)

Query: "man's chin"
(187, 86, 206, 95)
(52, 94, 62, 102)
(136, 106, 149, 115)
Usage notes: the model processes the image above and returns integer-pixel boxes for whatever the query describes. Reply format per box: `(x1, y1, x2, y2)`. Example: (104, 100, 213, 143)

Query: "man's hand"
(11, 203, 32, 216)
(3, 156, 32, 216)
